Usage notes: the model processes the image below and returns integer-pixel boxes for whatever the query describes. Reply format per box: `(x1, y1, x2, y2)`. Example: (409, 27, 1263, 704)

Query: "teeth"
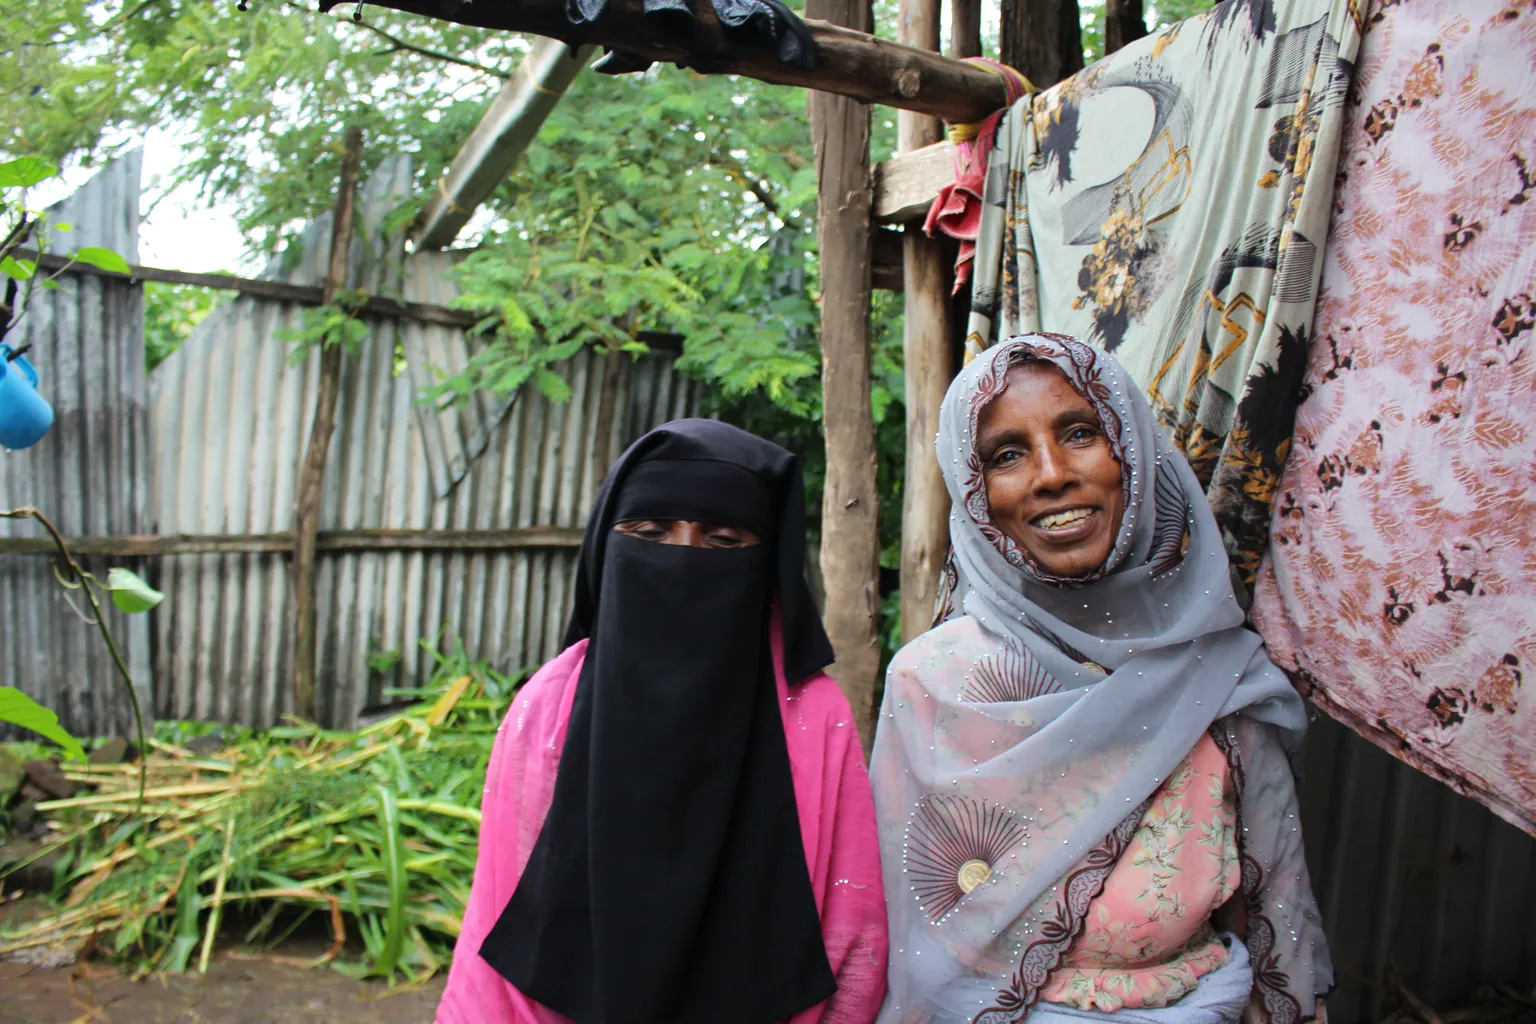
(1035, 508, 1092, 530)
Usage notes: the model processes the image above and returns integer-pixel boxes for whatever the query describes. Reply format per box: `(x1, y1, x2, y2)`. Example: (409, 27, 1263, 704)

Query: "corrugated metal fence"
(147, 154, 698, 727)
(2, 156, 1533, 1021)
(0, 151, 151, 739)
(1298, 713, 1536, 1020)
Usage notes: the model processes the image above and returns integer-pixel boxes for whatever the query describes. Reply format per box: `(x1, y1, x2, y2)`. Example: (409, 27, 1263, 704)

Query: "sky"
(31, 126, 257, 277)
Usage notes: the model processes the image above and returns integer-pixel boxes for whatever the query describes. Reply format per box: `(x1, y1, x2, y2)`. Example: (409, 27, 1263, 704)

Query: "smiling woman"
(870, 335, 1331, 1024)
(974, 361, 1126, 581)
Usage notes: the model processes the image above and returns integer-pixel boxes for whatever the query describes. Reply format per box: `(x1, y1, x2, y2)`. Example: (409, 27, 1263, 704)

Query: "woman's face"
(975, 361, 1125, 579)
(614, 520, 760, 549)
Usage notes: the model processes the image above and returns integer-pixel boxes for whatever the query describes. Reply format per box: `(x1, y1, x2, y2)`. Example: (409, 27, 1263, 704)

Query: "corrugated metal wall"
(0, 152, 151, 739)
(1296, 712, 1536, 1021)
(147, 155, 698, 728)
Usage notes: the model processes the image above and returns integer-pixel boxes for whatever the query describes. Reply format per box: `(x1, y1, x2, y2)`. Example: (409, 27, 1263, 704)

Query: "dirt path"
(0, 948, 447, 1024)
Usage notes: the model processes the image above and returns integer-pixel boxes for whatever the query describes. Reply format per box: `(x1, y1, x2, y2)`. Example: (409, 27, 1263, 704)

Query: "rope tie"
(946, 58, 1035, 144)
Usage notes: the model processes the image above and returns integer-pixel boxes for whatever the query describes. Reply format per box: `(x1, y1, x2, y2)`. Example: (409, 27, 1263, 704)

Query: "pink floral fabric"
(1251, 0, 1536, 836)
(1040, 734, 1240, 1011)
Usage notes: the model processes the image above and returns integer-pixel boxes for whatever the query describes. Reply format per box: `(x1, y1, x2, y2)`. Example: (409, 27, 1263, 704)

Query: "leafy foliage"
(144, 281, 225, 370)
(3, 2, 524, 255)
(1147, 0, 1218, 28)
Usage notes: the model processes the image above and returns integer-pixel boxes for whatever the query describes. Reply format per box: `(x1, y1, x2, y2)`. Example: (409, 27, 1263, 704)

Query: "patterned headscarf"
(872, 335, 1331, 1024)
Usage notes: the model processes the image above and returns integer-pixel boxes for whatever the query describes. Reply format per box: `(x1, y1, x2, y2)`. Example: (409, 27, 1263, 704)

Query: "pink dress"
(1039, 734, 1242, 1011)
(436, 631, 890, 1024)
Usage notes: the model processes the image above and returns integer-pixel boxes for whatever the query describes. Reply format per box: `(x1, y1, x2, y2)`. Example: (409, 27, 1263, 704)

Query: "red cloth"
(923, 111, 1004, 294)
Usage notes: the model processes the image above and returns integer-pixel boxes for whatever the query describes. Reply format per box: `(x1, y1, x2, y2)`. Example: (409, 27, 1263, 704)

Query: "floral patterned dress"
(1039, 734, 1242, 1012)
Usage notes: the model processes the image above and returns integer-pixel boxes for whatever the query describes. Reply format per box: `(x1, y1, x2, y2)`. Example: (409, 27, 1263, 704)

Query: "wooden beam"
(16, 250, 688, 353)
(807, 0, 881, 750)
(897, 0, 953, 645)
(330, 0, 1010, 123)
(415, 40, 597, 250)
(293, 125, 364, 722)
(0, 528, 587, 557)
(873, 141, 954, 223)
(19, 249, 480, 329)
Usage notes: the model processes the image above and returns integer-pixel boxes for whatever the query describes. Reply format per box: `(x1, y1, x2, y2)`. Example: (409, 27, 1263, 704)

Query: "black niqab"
(480, 419, 836, 1024)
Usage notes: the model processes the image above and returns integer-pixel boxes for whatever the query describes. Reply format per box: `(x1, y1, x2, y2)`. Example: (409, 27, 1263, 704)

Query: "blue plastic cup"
(0, 344, 55, 450)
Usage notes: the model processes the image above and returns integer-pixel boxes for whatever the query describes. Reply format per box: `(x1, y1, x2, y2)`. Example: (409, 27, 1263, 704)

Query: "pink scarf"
(437, 623, 889, 1024)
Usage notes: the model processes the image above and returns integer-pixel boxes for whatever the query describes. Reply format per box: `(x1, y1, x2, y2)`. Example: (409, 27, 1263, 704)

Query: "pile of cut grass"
(0, 651, 524, 982)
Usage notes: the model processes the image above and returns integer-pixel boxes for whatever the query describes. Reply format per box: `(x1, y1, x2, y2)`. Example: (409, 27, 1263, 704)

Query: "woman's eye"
(1067, 427, 1096, 444)
(993, 449, 1021, 467)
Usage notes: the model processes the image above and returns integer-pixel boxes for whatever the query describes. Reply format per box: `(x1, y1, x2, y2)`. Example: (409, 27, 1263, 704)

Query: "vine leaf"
(106, 567, 165, 614)
(0, 686, 85, 760)
(74, 247, 131, 275)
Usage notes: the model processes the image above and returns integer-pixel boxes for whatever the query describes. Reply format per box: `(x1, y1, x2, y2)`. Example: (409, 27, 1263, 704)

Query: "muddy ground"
(0, 944, 447, 1024)
(0, 894, 445, 1024)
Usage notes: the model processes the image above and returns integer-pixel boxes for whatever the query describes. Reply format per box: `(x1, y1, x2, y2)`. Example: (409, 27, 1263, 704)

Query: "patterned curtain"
(963, 0, 1364, 601)
(1252, 0, 1536, 837)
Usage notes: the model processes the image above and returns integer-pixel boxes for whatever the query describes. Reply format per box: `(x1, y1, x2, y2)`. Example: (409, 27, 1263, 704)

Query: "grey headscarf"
(871, 334, 1331, 1024)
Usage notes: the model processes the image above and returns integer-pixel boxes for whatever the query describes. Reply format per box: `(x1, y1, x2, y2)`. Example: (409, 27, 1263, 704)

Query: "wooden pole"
(414, 39, 597, 251)
(897, 0, 953, 645)
(333, 0, 1009, 123)
(1001, 0, 1084, 87)
(292, 125, 364, 722)
(950, 0, 983, 59)
(1104, 0, 1148, 55)
(807, 0, 881, 749)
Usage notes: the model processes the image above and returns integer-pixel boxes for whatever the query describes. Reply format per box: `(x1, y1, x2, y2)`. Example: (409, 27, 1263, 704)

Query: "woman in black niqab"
(439, 420, 889, 1024)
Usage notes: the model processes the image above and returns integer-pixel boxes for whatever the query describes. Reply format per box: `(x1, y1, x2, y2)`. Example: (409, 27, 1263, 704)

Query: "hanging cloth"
(1251, 0, 1536, 837)
(960, 0, 1363, 601)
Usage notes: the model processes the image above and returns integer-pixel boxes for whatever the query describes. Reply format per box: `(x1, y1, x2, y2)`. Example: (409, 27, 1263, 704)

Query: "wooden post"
(807, 0, 881, 749)
(897, 0, 953, 646)
(950, 0, 983, 59)
(292, 126, 364, 722)
(1104, 0, 1148, 55)
(1001, 0, 1084, 87)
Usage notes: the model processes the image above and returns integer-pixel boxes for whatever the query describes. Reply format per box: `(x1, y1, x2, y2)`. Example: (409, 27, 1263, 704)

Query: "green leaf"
(106, 567, 165, 613)
(0, 156, 58, 189)
(73, 247, 131, 274)
(533, 368, 573, 403)
(0, 256, 36, 281)
(372, 784, 407, 978)
(0, 687, 85, 760)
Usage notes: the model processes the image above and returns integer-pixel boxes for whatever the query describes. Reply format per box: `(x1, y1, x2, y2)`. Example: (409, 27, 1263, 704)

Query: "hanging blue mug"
(0, 344, 55, 450)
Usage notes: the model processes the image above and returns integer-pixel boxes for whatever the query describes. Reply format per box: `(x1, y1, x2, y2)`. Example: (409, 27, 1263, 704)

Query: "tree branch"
(279, 1, 509, 78)
(710, 149, 792, 225)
